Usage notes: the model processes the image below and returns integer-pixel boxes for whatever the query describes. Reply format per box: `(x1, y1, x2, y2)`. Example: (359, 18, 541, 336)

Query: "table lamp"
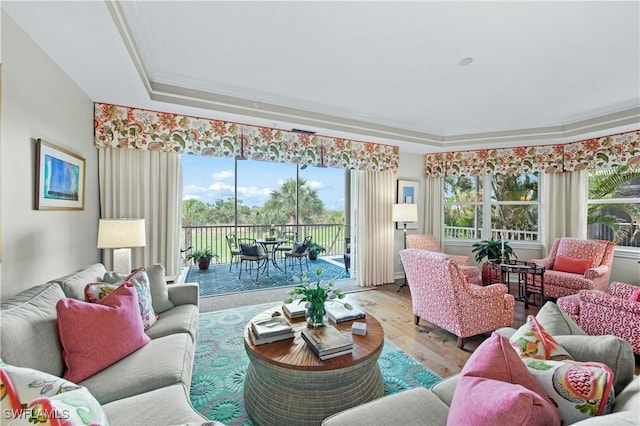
(97, 218, 146, 274)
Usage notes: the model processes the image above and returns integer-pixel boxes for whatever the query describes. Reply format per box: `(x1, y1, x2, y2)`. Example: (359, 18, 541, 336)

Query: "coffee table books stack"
(282, 300, 307, 319)
(249, 316, 295, 345)
(301, 325, 354, 360)
(326, 301, 366, 323)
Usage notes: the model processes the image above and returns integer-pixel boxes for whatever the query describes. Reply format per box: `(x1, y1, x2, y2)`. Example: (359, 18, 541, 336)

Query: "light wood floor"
(346, 282, 640, 377)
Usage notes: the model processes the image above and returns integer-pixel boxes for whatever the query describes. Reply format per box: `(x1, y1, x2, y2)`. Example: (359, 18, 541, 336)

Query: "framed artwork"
(35, 139, 86, 210)
(396, 179, 418, 229)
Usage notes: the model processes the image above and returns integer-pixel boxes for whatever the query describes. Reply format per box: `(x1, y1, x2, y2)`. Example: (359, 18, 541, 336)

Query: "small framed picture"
(35, 139, 86, 210)
(397, 179, 418, 229)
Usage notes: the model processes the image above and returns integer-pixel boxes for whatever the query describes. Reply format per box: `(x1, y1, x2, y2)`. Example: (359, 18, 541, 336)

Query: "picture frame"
(35, 139, 86, 211)
(396, 179, 418, 229)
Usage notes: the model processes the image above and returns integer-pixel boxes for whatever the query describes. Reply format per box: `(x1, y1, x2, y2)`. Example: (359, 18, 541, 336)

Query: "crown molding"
(107, 1, 640, 150)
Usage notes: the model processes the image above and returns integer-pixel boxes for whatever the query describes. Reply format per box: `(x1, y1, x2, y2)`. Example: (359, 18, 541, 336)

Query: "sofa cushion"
(147, 263, 175, 313)
(555, 238, 607, 269)
(448, 333, 560, 426)
(79, 332, 194, 404)
(56, 283, 150, 383)
(523, 358, 614, 424)
(145, 303, 199, 342)
(509, 315, 573, 360)
(553, 255, 592, 275)
(535, 301, 586, 336)
(630, 288, 640, 302)
(322, 387, 450, 426)
(555, 335, 635, 396)
(0, 284, 66, 377)
(50, 263, 107, 300)
(0, 360, 107, 425)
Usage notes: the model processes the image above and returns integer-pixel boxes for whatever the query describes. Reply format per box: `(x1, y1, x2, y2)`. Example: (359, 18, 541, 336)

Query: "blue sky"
(182, 155, 346, 210)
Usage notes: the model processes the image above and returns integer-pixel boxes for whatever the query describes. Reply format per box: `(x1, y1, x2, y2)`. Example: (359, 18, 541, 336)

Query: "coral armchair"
(557, 282, 640, 354)
(530, 237, 615, 299)
(406, 234, 480, 284)
(399, 249, 515, 349)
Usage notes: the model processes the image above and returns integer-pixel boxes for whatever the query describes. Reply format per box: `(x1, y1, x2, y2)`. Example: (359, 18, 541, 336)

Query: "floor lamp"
(97, 219, 146, 274)
(393, 204, 418, 291)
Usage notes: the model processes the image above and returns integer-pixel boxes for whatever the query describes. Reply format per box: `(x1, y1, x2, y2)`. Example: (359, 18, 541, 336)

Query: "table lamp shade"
(97, 219, 146, 274)
(392, 204, 418, 223)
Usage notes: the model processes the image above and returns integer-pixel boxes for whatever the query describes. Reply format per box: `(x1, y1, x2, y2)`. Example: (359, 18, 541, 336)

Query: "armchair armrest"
(529, 256, 552, 270)
(448, 254, 470, 266)
(167, 282, 200, 307)
(609, 282, 638, 299)
(584, 265, 609, 279)
(580, 289, 640, 315)
(469, 283, 507, 298)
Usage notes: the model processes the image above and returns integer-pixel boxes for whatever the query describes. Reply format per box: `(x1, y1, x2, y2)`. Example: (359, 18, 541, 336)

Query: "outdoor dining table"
(256, 238, 287, 272)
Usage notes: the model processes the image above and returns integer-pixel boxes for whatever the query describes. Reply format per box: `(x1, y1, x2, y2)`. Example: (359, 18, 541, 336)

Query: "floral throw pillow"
(523, 358, 615, 424)
(84, 267, 157, 329)
(509, 315, 573, 360)
(0, 360, 108, 425)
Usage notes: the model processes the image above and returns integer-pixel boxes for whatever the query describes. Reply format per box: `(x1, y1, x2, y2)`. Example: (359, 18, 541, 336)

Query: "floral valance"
(94, 103, 399, 172)
(425, 130, 640, 177)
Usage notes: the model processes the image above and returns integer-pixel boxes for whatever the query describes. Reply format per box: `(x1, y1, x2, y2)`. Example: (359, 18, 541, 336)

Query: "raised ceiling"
(3, 1, 639, 153)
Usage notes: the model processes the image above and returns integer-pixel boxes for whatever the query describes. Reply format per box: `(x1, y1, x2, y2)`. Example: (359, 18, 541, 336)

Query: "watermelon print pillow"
(509, 315, 573, 360)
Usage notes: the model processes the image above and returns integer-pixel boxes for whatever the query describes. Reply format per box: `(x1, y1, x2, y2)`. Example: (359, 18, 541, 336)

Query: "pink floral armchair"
(531, 237, 616, 299)
(399, 249, 515, 349)
(406, 234, 481, 285)
(557, 282, 640, 354)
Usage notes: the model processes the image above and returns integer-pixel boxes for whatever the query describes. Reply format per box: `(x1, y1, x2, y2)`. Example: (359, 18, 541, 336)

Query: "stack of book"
(250, 316, 295, 345)
(301, 325, 353, 360)
(282, 300, 307, 319)
(325, 301, 366, 323)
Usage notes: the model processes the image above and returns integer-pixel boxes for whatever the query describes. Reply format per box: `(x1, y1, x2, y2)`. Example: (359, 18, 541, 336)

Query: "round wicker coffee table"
(243, 307, 384, 426)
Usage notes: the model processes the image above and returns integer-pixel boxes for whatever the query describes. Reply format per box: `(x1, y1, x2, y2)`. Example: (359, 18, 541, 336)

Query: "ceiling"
(3, 1, 640, 154)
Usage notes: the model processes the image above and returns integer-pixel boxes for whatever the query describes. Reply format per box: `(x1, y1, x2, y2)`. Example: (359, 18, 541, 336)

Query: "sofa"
(0, 263, 218, 425)
(323, 302, 639, 425)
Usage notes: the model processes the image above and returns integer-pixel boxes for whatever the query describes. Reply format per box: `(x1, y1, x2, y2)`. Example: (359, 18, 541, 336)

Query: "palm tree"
(265, 178, 324, 224)
(588, 164, 640, 245)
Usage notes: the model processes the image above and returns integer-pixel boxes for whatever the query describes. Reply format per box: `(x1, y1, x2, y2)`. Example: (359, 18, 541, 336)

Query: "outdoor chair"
(406, 234, 481, 285)
(530, 237, 616, 299)
(275, 231, 297, 260)
(226, 234, 242, 272)
(285, 235, 312, 274)
(399, 248, 515, 349)
(344, 237, 351, 273)
(238, 238, 269, 282)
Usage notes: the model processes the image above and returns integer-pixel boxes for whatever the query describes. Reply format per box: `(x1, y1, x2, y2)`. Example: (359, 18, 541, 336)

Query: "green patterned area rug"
(190, 303, 442, 425)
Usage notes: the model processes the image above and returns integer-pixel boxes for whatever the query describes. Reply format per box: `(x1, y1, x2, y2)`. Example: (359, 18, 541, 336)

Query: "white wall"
(1, 13, 99, 298)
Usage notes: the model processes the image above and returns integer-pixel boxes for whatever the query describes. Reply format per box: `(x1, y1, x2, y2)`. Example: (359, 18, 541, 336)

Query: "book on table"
(250, 328, 295, 345)
(250, 316, 294, 339)
(282, 300, 307, 319)
(325, 300, 366, 323)
(301, 325, 353, 359)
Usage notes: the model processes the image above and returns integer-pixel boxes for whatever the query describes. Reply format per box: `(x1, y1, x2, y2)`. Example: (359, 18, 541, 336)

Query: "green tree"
(264, 178, 324, 224)
(182, 199, 210, 226)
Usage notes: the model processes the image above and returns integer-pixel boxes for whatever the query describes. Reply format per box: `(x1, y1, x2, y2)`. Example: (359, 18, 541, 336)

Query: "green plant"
(308, 242, 326, 257)
(284, 268, 351, 325)
(471, 238, 516, 263)
(187, 247, 218, 263)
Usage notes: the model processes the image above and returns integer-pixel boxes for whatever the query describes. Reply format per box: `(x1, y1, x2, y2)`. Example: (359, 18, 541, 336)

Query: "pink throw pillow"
(56, 283, 150, 383)
(553, 255, 592, 275)
(448, 333, 560, 426)
(630, 288, 640, 302)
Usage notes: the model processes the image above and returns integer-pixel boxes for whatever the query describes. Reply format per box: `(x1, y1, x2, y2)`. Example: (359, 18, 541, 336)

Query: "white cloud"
(209, 182, 235, 192)
(183, 194, 202, 201)
(306, 180, 324, 190)
(183, 184, 208, 194)
(212, 170, 233, 180)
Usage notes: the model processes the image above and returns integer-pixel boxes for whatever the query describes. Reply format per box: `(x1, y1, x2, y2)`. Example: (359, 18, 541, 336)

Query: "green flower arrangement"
(284, 268, 352, 326)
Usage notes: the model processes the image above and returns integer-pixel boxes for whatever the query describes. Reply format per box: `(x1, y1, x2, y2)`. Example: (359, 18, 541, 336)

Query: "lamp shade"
(97, 219, 146, 249)
(392, 204, 418, 223)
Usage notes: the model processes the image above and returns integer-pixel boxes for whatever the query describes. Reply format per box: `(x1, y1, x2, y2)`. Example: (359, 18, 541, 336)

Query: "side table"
(487, 260, 545, 309)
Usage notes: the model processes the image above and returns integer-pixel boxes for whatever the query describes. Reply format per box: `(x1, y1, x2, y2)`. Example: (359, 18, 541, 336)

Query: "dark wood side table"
(487, 260, 545, 309)
(243, 307, 385, 426)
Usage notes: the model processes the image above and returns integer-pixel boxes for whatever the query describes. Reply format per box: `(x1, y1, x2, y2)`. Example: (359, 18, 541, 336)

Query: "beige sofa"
(323, 304, 639, 425)
(0, 263, 218, 426)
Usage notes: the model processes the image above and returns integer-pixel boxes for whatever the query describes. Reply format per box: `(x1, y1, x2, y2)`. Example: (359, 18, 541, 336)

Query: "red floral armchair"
(406, 234, 481, 285)
(399, 249, 515, 349)
(530, 237, 616, 299)
(557, 282, 640, 354)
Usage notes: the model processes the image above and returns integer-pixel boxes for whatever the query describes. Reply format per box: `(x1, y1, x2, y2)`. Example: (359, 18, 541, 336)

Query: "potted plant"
(307, 242, 326, 261)
(471, 238, 516, 285)
(187, 247, 218, 270)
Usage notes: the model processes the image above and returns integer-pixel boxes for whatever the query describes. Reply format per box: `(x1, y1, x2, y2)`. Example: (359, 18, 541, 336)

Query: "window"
(588, 165, 640, 248)
(444, 173, 539, 241)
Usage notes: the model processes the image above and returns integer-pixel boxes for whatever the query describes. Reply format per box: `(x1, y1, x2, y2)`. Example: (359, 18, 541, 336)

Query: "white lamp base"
(113, 248, 132, 275)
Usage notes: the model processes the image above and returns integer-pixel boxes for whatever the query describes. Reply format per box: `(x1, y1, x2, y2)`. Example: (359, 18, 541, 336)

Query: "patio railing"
(444, 226, 539, 241)
(181, 224, 348, 265)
